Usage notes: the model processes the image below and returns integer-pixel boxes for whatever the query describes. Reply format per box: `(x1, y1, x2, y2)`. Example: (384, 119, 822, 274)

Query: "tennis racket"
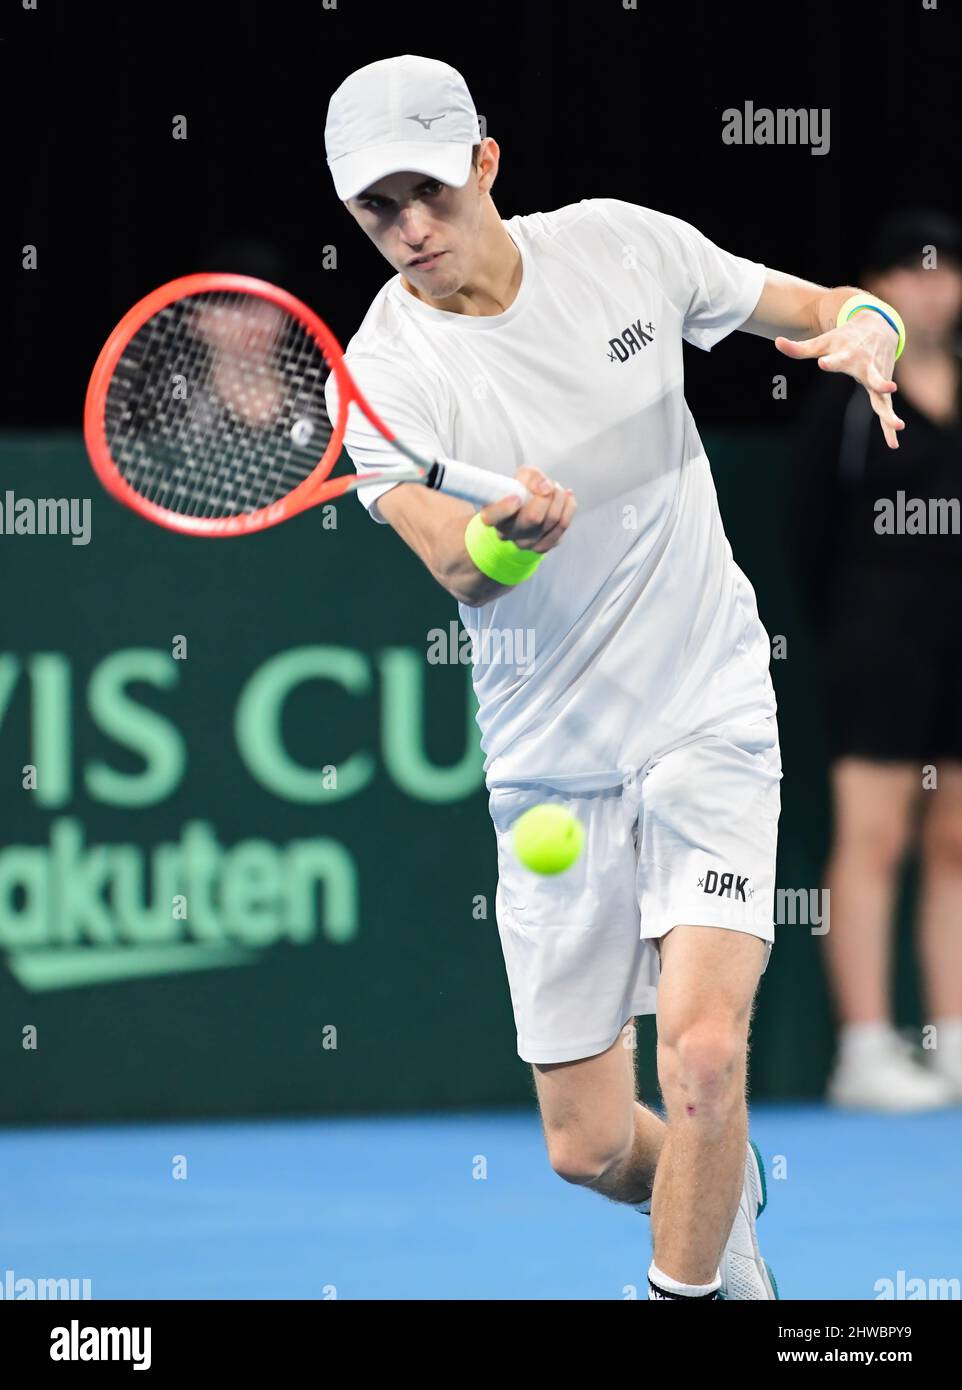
(83, 273, 531, 538)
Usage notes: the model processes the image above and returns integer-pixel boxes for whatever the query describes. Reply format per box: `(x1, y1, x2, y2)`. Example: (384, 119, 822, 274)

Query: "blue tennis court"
(3, 1103, 959, 1299)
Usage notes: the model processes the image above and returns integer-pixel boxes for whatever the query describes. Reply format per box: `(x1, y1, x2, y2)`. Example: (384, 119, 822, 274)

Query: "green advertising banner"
(0, 433, 923, 1123)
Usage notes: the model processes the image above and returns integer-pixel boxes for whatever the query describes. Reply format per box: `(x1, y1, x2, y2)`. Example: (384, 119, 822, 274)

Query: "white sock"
(648, 1260, 721, 1300)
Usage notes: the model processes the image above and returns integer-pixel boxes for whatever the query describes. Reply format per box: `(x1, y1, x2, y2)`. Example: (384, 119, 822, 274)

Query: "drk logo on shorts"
(698, 869, 752, 901)
(607, 317, 655, 363)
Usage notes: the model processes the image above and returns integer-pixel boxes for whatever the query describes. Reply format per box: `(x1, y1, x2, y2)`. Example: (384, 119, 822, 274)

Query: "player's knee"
(545, 1129, 631, 1186)
(658, 1019, 744, 1109)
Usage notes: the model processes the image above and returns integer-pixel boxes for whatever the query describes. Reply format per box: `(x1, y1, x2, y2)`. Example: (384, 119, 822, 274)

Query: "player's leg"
(651, 923, 766, 1285)
(630, 717, 782, 1298)
(532, 1017, 665, 1204)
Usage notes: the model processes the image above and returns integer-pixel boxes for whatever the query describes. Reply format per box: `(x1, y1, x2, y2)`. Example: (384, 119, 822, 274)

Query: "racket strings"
(103, 291, 335, 518)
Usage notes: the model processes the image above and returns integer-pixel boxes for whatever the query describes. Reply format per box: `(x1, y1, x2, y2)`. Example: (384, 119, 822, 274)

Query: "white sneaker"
(718, 1140, 778, 1300)
(827, 1029, 956, 1112)
(925, 1046, 962, 1103)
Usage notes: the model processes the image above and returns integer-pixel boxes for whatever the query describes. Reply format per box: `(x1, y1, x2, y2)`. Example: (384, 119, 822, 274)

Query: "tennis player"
(324, 55, 906, 1301)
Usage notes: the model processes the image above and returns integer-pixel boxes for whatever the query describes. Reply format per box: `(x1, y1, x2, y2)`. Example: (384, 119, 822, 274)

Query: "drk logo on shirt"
(698, 869, 753, 901)
(607, 317, 655, 363)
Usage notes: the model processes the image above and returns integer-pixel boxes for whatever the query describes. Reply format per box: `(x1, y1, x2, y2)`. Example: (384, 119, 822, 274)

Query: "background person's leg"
(823, 757, 918, 1023)
(823, 757, 953, 1107)
(917, 761, 962, 1095)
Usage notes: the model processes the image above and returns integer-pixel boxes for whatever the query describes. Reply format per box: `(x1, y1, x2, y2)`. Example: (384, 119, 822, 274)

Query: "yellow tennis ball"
(512, 804, 584, 875)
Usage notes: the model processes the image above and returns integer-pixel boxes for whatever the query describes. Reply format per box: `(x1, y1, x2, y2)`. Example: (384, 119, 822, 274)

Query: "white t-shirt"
(325, 199, 777, 789)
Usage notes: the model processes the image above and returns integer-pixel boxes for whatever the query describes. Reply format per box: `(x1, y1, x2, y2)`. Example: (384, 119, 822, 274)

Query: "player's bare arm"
(377, 466, 576, 607)
(740, 268, 905, 448)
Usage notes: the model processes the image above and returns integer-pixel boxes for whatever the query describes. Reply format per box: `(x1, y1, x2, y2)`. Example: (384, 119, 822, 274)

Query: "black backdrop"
(6, 0, 961, 430)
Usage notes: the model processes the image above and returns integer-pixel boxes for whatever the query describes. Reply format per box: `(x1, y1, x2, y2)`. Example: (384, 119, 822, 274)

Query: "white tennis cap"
(325, 55, 483, 201)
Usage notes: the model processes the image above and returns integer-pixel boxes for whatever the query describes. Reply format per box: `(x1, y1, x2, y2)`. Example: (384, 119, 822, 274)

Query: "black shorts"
(828, 565, 962, 763)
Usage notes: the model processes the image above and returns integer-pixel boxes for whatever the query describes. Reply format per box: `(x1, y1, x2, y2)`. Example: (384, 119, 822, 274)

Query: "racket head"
(84, 273, 396, 537)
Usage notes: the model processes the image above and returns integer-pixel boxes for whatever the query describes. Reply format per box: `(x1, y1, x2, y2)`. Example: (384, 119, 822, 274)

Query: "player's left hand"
(774, 314, 905, 449)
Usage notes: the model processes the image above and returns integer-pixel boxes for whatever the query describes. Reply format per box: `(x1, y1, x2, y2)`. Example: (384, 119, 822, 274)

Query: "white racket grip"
(429, 456, 531, 507)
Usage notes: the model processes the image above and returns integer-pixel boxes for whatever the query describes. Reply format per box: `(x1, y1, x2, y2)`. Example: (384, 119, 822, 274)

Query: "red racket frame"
(84, 273, 408, 538)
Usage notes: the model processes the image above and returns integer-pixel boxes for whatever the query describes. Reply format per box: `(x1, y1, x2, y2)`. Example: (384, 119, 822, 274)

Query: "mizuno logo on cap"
(406, 112, 449, 130)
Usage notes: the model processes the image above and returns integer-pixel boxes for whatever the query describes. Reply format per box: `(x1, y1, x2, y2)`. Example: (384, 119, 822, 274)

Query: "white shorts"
(488, 719, 782, 1064)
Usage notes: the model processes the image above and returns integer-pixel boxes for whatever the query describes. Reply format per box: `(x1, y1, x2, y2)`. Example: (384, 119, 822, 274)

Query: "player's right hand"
(479, 467, 576, 554)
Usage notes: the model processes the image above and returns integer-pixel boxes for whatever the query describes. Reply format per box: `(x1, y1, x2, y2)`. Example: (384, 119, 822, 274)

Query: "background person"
(792, 208, 962, 1111)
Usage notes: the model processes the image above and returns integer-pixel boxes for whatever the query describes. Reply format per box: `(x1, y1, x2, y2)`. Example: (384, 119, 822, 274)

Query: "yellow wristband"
(836, 292, 906, 360)
(464, 512, 544, 585)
